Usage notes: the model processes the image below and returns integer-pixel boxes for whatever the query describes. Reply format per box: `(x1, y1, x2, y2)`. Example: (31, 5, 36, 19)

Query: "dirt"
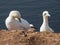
(0, 29, 60, 45)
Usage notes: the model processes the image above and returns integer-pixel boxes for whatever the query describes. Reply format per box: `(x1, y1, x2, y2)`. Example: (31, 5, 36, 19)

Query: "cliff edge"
(0, 29, 60, 45)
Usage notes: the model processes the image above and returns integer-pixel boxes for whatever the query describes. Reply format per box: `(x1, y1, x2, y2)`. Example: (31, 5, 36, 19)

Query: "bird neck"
(43, 16, 49, 26)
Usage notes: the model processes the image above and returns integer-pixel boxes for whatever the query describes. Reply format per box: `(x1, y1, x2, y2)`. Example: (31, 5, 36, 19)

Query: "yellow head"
(9, 10, 21, 18)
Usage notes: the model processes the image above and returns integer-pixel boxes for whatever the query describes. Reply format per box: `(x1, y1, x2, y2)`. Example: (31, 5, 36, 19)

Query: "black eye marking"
(44, 13, 46, 15)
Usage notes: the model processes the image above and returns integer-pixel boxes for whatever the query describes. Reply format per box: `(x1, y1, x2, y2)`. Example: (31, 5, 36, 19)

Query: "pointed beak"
(47, 13, 50, 17)
(18, 18, 21, 22)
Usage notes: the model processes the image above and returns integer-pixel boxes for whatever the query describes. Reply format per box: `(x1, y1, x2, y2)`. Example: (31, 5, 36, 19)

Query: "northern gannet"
(5, 10, 31, 30)
(40, 11, 54, 32)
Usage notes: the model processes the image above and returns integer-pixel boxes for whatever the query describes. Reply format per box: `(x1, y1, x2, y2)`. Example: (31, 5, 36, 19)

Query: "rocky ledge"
(0, 29, 60, 45)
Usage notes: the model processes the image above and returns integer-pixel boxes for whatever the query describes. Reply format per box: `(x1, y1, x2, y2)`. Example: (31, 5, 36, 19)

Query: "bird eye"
(44, 13, 46, 15)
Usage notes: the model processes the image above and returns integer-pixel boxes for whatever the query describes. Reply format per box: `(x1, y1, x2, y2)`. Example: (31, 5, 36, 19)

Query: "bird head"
(9, 10, 21, 22)
(42, 11, 50, 17)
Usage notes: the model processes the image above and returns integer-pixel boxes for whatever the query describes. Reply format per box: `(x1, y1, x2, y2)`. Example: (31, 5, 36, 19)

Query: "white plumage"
(40, 11, 54, 32)
(5, 10, 31, 30)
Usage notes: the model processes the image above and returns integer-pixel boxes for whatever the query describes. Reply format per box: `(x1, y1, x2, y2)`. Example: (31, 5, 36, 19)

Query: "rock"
(0, 29, 60, 45)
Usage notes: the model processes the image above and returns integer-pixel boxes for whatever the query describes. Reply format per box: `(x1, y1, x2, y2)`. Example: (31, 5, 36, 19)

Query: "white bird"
(40, 11, 54, 32)
(5, 10, 31, 30)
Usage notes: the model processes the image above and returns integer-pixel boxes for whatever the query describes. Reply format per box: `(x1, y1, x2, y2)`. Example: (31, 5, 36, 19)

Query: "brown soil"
(0, 29, 60, 45)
